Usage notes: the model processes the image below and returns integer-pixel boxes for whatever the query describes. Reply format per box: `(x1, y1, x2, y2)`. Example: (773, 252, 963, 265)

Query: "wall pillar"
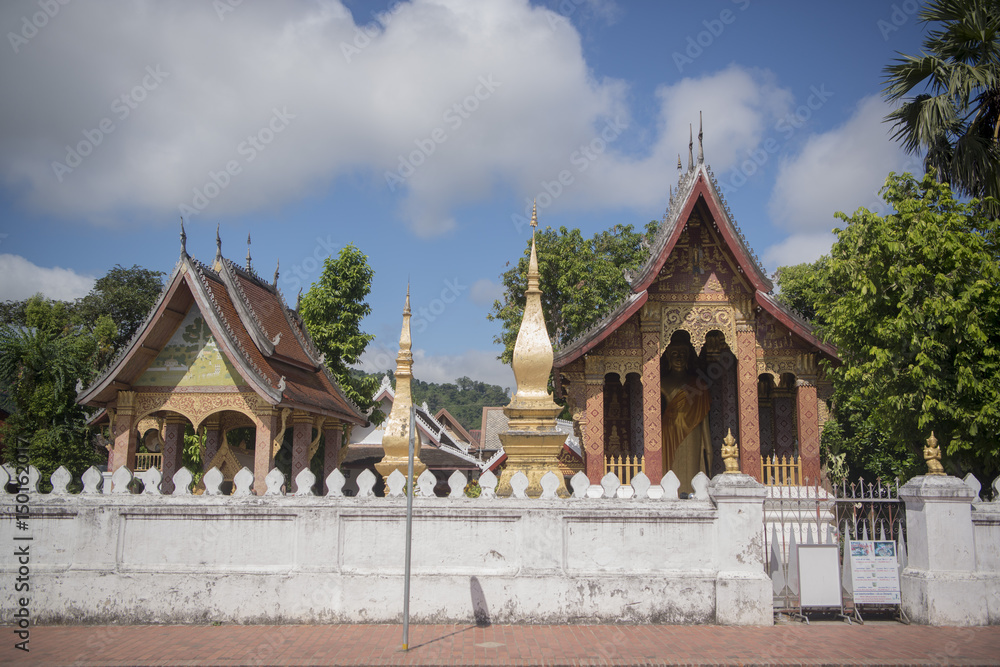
(254, 410, 278, 495)
(710, 473, 771, 624)
(583, 358, 605, 483)
(899, 475, 985, 625)
(322, 423, 343, 494)
(290, 411, 313, 493)
(641, 327, 662, 481)
(735, 327, 760, 479)
(160, 414, 186, 494)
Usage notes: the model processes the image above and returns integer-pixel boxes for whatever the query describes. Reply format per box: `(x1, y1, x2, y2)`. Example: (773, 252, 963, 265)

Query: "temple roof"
(553, 130, 837, 367)
(77, 235, 366, 424)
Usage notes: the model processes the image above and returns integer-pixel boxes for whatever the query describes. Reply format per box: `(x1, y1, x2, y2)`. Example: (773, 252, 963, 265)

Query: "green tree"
(772, 257, 832, 325)
(816, 172, 1000, 482)
(0, 296, 114, 481)
(74, 264, 165, 351)
(883, 0, 1000, 216)
(299, 244, 381, 422)
(489, 221, 659, 363)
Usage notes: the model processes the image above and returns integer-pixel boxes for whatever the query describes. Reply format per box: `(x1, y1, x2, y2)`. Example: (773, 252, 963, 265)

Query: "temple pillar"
(796, 380, 821, 484)
(290, 411, 313, 493)
(110, 391, 137, 477)
(323, 423, 343, 494)
(736, 326, 761, 479)
(160, 414, 186, 494)
(254, 409, 278, 495)
(203, 415, 222, 467)
(641, 328, 662, 481)
(583, 357, 605, 483)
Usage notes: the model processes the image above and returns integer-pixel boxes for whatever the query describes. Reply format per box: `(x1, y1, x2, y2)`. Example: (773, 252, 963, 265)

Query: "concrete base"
(901, 569, 988, 626)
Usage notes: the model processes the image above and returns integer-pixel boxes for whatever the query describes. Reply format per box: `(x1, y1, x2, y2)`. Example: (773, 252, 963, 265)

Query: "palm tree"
(883, 0, 1000, 217)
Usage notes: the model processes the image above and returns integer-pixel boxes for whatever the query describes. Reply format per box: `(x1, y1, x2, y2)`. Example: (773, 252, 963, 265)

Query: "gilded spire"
(510, 206, 554, 404)
(179, 217, 187, 258)
(246, 233, 252, 271)
(375, 284, 425, 481)
(698, 111, 704, 164)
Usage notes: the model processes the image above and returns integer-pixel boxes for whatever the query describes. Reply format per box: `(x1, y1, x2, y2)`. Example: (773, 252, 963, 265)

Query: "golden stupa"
(376, 286, 427, 482)
(497, 203, 569, 497)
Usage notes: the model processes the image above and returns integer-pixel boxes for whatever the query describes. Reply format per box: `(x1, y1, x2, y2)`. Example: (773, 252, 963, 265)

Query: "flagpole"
(402, 404, 416, 650)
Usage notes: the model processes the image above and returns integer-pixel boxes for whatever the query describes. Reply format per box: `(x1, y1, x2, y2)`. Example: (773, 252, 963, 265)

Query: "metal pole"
(402, 404, 416, 651)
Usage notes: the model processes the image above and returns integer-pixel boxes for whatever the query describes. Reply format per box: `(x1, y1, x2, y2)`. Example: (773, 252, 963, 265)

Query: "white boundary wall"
(0, 468, 771, 625)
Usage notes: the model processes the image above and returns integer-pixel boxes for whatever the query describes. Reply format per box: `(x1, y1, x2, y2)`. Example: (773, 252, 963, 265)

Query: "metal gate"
(764, 477, 906, 619)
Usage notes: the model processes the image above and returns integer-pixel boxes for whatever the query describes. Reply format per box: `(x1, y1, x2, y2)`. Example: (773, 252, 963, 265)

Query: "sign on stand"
(848, 540, 901, 605)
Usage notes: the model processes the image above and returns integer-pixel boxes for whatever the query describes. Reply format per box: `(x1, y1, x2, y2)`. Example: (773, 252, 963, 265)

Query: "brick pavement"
(2, 622, 999, 666)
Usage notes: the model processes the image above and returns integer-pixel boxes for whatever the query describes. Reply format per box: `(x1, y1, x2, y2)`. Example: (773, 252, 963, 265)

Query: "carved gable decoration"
(134, 305, 242, 389)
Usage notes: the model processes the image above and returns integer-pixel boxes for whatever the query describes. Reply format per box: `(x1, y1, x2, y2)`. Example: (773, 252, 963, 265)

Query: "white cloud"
(0, 254, 96, 301)
(470, 278, 504, 307)
(0, 1, 793, 237)
(766, 95, 915, 262)
(356, 345, 514, 391)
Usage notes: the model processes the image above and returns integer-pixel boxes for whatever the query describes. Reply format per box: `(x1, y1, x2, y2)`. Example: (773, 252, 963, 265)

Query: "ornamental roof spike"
(215, 224, 222, 263)
(246, 233, 252, 271)
(179, 217, 187, 258)
(688, 124, 694, 172)
(698, 111, 704, 164)
(272, 259, 279, 288)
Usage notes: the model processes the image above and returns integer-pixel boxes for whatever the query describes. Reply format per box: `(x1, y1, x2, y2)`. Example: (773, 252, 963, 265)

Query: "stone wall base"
(901, 569, 989, 626)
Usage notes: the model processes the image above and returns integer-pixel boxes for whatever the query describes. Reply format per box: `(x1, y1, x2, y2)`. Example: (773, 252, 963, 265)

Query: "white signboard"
(797, 545, 842, 608)
(849, 540, 901, 605)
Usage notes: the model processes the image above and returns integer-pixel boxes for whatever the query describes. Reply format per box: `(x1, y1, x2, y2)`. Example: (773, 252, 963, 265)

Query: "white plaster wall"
(0, 491, 770, 625)
(973, 504, 1000, 624)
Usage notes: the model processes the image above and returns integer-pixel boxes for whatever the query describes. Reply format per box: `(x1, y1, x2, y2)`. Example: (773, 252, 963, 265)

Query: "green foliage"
(882, 0, 1000, 217)
(0, 296, 110, 480)
(815, 172, 1000, 482)
(183, 427, 204, 485)
(489, 221, 659, 363)
(463, 478, 482, 498)
(410, 375, 510, 429)
(299, 244, 381, 422)
(74, 264, 165, 352)
(773, 257, 832, 325)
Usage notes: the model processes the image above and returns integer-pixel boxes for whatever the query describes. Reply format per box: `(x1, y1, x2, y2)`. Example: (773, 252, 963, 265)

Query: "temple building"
(553, 124, 837, 491)
(78, 227, 366, 494)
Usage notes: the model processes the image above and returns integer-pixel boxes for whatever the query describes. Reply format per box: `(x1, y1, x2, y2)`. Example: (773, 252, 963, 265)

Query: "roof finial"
(272, 259, 280, 287)
(215, 224, 222, 259)
(677, 153, 682, 171)
(246, 232, 252, 271)
(688, 124, 694, 172)
(179, 217, 187, 258)
(296, 288, 302, 312)
(698, 111, 704, 164)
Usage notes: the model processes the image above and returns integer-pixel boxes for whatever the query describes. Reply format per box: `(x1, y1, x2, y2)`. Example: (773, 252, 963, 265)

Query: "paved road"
(3, 622, 999, 666)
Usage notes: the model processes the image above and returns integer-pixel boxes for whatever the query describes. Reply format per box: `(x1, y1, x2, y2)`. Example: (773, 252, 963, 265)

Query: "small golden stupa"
(497, 203, 569, 497)
(376, 286, 427, 482)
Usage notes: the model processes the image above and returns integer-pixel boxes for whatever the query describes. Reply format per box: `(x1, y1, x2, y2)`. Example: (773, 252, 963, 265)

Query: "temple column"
(203, 415, 222, 467)
(110, 391, 137, 477)
(796, 380, 821, 484)
(583, 357, 605, 483)
(160, 413, 186, 494)
(322, 423, 343, 494)
(641, 326, 662, 481)
(290, 410, 313, 493)
(254, 409, 278, 495)
(736, 326, 761, 479)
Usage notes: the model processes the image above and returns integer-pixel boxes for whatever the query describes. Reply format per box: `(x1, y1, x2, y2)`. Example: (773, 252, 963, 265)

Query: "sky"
(0, 0, 928, 392)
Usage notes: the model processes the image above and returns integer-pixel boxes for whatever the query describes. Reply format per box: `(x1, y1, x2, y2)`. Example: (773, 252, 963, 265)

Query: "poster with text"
(849, 539, 901, 604)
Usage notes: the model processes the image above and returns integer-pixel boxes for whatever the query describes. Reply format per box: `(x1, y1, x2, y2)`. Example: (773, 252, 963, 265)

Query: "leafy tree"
(411, 375, 510, 429)
(75, 264, 165, 351)
(883, 0, 1000, 216)
(299, 244, 382, 422)
(0, 296, 114, 481)
(812, 172, 1000, 483)
(772, 257, 832, 325)
(489, 221, 659, 363)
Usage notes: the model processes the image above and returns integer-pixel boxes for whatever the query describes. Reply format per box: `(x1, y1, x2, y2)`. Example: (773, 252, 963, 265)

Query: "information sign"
(848, 540, 901, 604)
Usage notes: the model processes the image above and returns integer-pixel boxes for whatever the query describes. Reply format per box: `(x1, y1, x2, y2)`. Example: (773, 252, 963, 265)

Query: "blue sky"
(0, 0, 927, 391)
